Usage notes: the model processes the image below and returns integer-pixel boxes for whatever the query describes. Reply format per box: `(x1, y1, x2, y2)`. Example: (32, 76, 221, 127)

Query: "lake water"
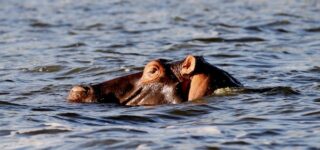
(0, 0, 320, 149)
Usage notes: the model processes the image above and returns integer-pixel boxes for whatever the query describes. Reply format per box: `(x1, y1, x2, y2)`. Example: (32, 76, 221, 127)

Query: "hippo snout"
(67, 85, 97, 103)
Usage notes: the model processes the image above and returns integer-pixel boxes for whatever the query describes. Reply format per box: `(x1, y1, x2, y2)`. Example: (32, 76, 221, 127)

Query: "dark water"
(1, 0, 320, 149)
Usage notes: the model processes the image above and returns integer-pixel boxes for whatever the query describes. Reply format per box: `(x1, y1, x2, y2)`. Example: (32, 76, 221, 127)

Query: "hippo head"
(67, 55, 242, 106)
(67, 59, 188, 106)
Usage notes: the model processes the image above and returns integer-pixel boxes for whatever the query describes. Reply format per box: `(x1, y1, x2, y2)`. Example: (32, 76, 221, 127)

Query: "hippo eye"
(148, 67, 157, 74)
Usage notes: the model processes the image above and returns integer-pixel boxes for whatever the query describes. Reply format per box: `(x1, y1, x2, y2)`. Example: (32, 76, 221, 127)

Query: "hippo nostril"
(68, 85, 98, 103)
(82, 86, 91, 94)
(68, 85, 89, 101)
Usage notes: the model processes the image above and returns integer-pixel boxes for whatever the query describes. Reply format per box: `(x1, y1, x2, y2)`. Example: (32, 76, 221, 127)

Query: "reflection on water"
(1, 0, 320, 149)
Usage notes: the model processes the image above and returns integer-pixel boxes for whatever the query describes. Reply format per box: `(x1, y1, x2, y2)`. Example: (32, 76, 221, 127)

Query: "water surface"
(0, 0, 320, 149)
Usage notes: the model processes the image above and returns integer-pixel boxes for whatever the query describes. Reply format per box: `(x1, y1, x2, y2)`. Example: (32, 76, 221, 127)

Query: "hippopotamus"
(67, 55, 242, 106)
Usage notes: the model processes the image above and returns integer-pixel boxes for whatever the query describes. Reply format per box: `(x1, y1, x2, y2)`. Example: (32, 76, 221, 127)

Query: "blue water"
(0, 0, 320, 149)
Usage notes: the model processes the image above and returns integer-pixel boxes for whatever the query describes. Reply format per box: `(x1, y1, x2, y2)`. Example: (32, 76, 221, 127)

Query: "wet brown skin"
(68, 59, 187, 106)
(67, 55, 242, 105)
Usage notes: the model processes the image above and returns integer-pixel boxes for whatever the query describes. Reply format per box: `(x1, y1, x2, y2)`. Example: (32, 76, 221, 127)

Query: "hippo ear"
(140, 60, 164, 83)
(181, 55, 196, 76)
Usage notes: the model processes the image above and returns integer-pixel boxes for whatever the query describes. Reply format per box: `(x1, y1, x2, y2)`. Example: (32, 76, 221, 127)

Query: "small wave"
(172, 16, 188, 22)
(247, 20, 291, 28)
(210, 23, 240, 28)
(0, 130, 13, 136)
(90, 128, 148, 134)
(165, 105, 215, 117)
(79, 139, 122, 148)
(0, 100, 20, 106)
(275, 13, 301, 18)
(238, 117, 269, 122)
(245, 26, 263, 32)
(304, 27, 320, 32)
(30, 21, 52, 28)
(244, 20, 291, 33)
(222, 140, 250, 145)
(59, 42, 86, 48)
(258, 86, 300, 96)
(147, 113, 184, 121)
(190, 37, 265, 43)
(209, 53, 243, 58)
(164, 125, 221, 135)
(62, 67, 90, 75)
(103, 115, 156, 124)
(95, 49, 144, 56)
(302, 111, 320, 117)
(314, 98, 320, 103)
(246, 27, 289, 33)
(57, 112, 81, 117)
(123, 27, 167, 34)
(82, 23, 105, 30)
(31, 107, 55, 112)
(29, 20, 71, 28)
(166, 109, 208, 117)
(275, 28, 290, 33)
(23, 65, 65, 73)
(213, 86, 299, 96)
(0, 92, 10, 95)
(241, 130, 282, 138)
(0, 100, 29, 110)
(164, 43, 206, 51)
(16, 128, 71, 135)
(55, 112, 111, 126)
(308, 66, 320, 73)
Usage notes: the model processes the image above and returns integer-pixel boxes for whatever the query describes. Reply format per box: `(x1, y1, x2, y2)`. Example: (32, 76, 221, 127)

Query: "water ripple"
(59, 42, 86, 48)
(237, 116, 268, 122)
(222, 140, 251, 145)
(16, 128, 71, 136)
(31, 107, 56, 112)
(79, 139, 122, 148)
(304, 27, 320, 32)
(0, 130, 13, 136)
(1, 0, 319, 149)
(302, 111, 320, 117)
(30, 21, 52, 28)
(103, 115, 156, 124)
(241, 130, 282, 138)
(165, 104, 218, 117)
(90, 128, 148, 134)
(189, 37, 265, 43)
(22, 65, 65, 73)
(0, 100, 21, 106)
